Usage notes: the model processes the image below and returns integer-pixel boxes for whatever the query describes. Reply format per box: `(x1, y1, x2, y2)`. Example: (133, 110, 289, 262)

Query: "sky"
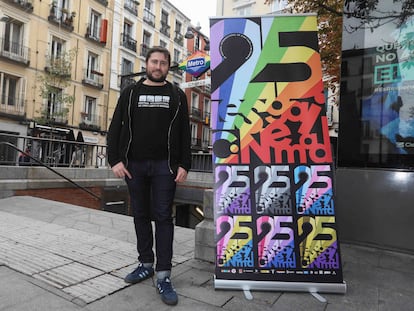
(169, 0, 217, 35)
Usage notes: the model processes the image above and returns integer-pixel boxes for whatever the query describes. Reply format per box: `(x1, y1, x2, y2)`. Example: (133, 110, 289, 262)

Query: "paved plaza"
(0, 196, 413, 310)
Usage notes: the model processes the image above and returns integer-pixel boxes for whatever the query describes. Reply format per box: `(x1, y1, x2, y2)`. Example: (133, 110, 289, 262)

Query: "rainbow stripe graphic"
(211, 15, 344, 284)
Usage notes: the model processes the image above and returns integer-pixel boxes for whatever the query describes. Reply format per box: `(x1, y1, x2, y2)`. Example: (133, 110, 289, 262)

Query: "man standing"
(107, 46, 191, 306)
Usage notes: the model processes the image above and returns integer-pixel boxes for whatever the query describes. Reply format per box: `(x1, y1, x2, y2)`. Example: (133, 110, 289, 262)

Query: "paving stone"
(63, 274, 128, 303)
(78, 250, 137, 272)
(34, 262, 104, 288)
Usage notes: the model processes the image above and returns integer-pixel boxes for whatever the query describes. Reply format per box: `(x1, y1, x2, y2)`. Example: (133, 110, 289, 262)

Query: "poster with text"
(210, 15, 345, 290)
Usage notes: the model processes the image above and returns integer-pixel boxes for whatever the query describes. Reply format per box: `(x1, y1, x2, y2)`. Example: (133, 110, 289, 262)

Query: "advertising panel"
(210, 15, 346, 293)
(339, 0, 414, 168)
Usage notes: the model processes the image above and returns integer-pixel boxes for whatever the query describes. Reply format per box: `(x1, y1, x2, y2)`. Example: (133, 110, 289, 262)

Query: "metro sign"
(179, 51, 210, 77)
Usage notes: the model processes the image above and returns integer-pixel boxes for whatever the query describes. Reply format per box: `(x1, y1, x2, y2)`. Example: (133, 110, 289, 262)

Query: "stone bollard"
(194, 189, 215, 263)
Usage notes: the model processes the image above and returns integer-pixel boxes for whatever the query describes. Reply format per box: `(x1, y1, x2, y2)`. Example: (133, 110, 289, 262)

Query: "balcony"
(82, 69, 104, 89)
(0, 37, 30, 66)
(44, 57, 71, 78)
(121, 33, 137, 52)
(143, 9, 155, 27)
(0, 95, 26, 119)
(85, 23, 106, 45)
(124, 0, 139, 16)
(191, 137, 201, 147)
(160, 22, 170, 37)
(4, 0, 33, 12)
(48, 7, 75, 32)
(44, 110, 68, 126)
(79, 112, 101, 131)
(190, 107, 202, 121)
(174, 31, 184, 46)
(140, 43, 149, 57)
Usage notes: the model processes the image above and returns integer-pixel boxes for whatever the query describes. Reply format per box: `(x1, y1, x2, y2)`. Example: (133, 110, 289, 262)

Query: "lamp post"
(184, 25, 210, 52)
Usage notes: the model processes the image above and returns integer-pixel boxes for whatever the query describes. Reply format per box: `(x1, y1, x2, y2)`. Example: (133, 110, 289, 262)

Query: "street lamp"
(184, 26, 210, 51)
(184, 26, 194, 39)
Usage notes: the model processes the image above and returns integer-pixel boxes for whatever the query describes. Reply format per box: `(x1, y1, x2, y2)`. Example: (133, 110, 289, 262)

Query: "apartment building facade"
(0, 0, 192, 164)
(108, 0, 191, 121)
(182, 25, 211, 153)
(216, 0, 288, 16)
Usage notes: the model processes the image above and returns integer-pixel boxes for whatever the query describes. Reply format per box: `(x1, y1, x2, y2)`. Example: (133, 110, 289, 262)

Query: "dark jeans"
(126, 159, 176, 272)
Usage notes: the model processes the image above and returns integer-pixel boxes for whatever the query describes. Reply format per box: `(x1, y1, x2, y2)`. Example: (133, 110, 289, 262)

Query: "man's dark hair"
(145, 46, 171, 66)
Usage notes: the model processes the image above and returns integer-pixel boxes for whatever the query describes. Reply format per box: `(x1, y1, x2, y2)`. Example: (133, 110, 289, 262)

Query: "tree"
(267, 0, 414, 101)
(36, 48, 77, 125)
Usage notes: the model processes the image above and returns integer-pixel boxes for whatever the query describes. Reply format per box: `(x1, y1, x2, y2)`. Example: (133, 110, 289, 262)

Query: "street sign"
(180, 78, 211, 89)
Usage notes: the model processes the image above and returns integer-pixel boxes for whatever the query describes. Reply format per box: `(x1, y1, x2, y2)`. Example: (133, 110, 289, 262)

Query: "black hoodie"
(107, 79, 191, 174)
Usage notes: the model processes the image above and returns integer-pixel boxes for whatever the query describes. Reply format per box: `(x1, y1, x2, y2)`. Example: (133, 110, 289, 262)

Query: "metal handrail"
(0, 141, 101, 201)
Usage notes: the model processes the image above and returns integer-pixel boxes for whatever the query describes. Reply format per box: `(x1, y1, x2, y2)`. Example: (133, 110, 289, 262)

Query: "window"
(338, 0, 414, 169)
(54, 0, 70, 20)
(144, 0, 152, 11)
(47, 87, 64, 119)
(191, 92, 199, 109)
(121, 58, 133, 75)
(1, 74, 19, 107)
(174, 20, 183, 44)
(84, 96, 97, 123)
(235, 5, 252, 16)
(122, 20, 136, 51)
(3, 20, 24, 56)
(271, 0, 288, 13)
(160, 10, 170, 37)
(175, 20, 182, 34)
(191, 92, 201, 120)
(123, 21, 133, 38)
(142, 31, 151, 56)
(203, 98, 211, 122)
(194, 35, 200, 51)
(86, 52, 99, 79)
(159, 40, 167, 48)
(56, 0, 70, 11)
(143, 0, 155, 26)
(124, 0, 138, 15)
(202, 126, 211, 148)
(173, 49, 180, 64)
(89, 10, 101, 40)
(143, 31, 151, 46)
(161, 10, 168, 25)
(190, 122, 198, 145)
(50, 37, 64, 59)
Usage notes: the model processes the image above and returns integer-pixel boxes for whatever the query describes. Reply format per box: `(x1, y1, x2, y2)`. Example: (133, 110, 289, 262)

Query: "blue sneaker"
(124, 263, 154, 284)
(157, 277, 178, 305)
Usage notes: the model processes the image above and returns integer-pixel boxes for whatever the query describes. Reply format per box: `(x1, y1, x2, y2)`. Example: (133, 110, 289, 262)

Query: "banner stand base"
(310, 291, 327, 302)
(242, 288, 253, 300)
(214, 278, 347, 296)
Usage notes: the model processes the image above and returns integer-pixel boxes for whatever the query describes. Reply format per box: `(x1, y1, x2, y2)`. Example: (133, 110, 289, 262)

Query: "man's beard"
(147, 71, 167, 83)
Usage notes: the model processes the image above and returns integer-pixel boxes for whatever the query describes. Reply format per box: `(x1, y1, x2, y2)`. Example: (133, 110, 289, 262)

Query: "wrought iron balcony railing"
(0, 37, 30, 65)
(82, 69, 104, 89)
(124, 0, 139, 15)
(143, 9, 155, 27)
(121, 33, 137, 52)
(48, 7, 75, 31)
(0, 95, 26, 117)
(79, 112, 101, 131)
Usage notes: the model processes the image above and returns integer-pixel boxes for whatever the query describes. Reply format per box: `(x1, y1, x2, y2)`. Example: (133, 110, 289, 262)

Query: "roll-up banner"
(210, 14, 346, 294)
